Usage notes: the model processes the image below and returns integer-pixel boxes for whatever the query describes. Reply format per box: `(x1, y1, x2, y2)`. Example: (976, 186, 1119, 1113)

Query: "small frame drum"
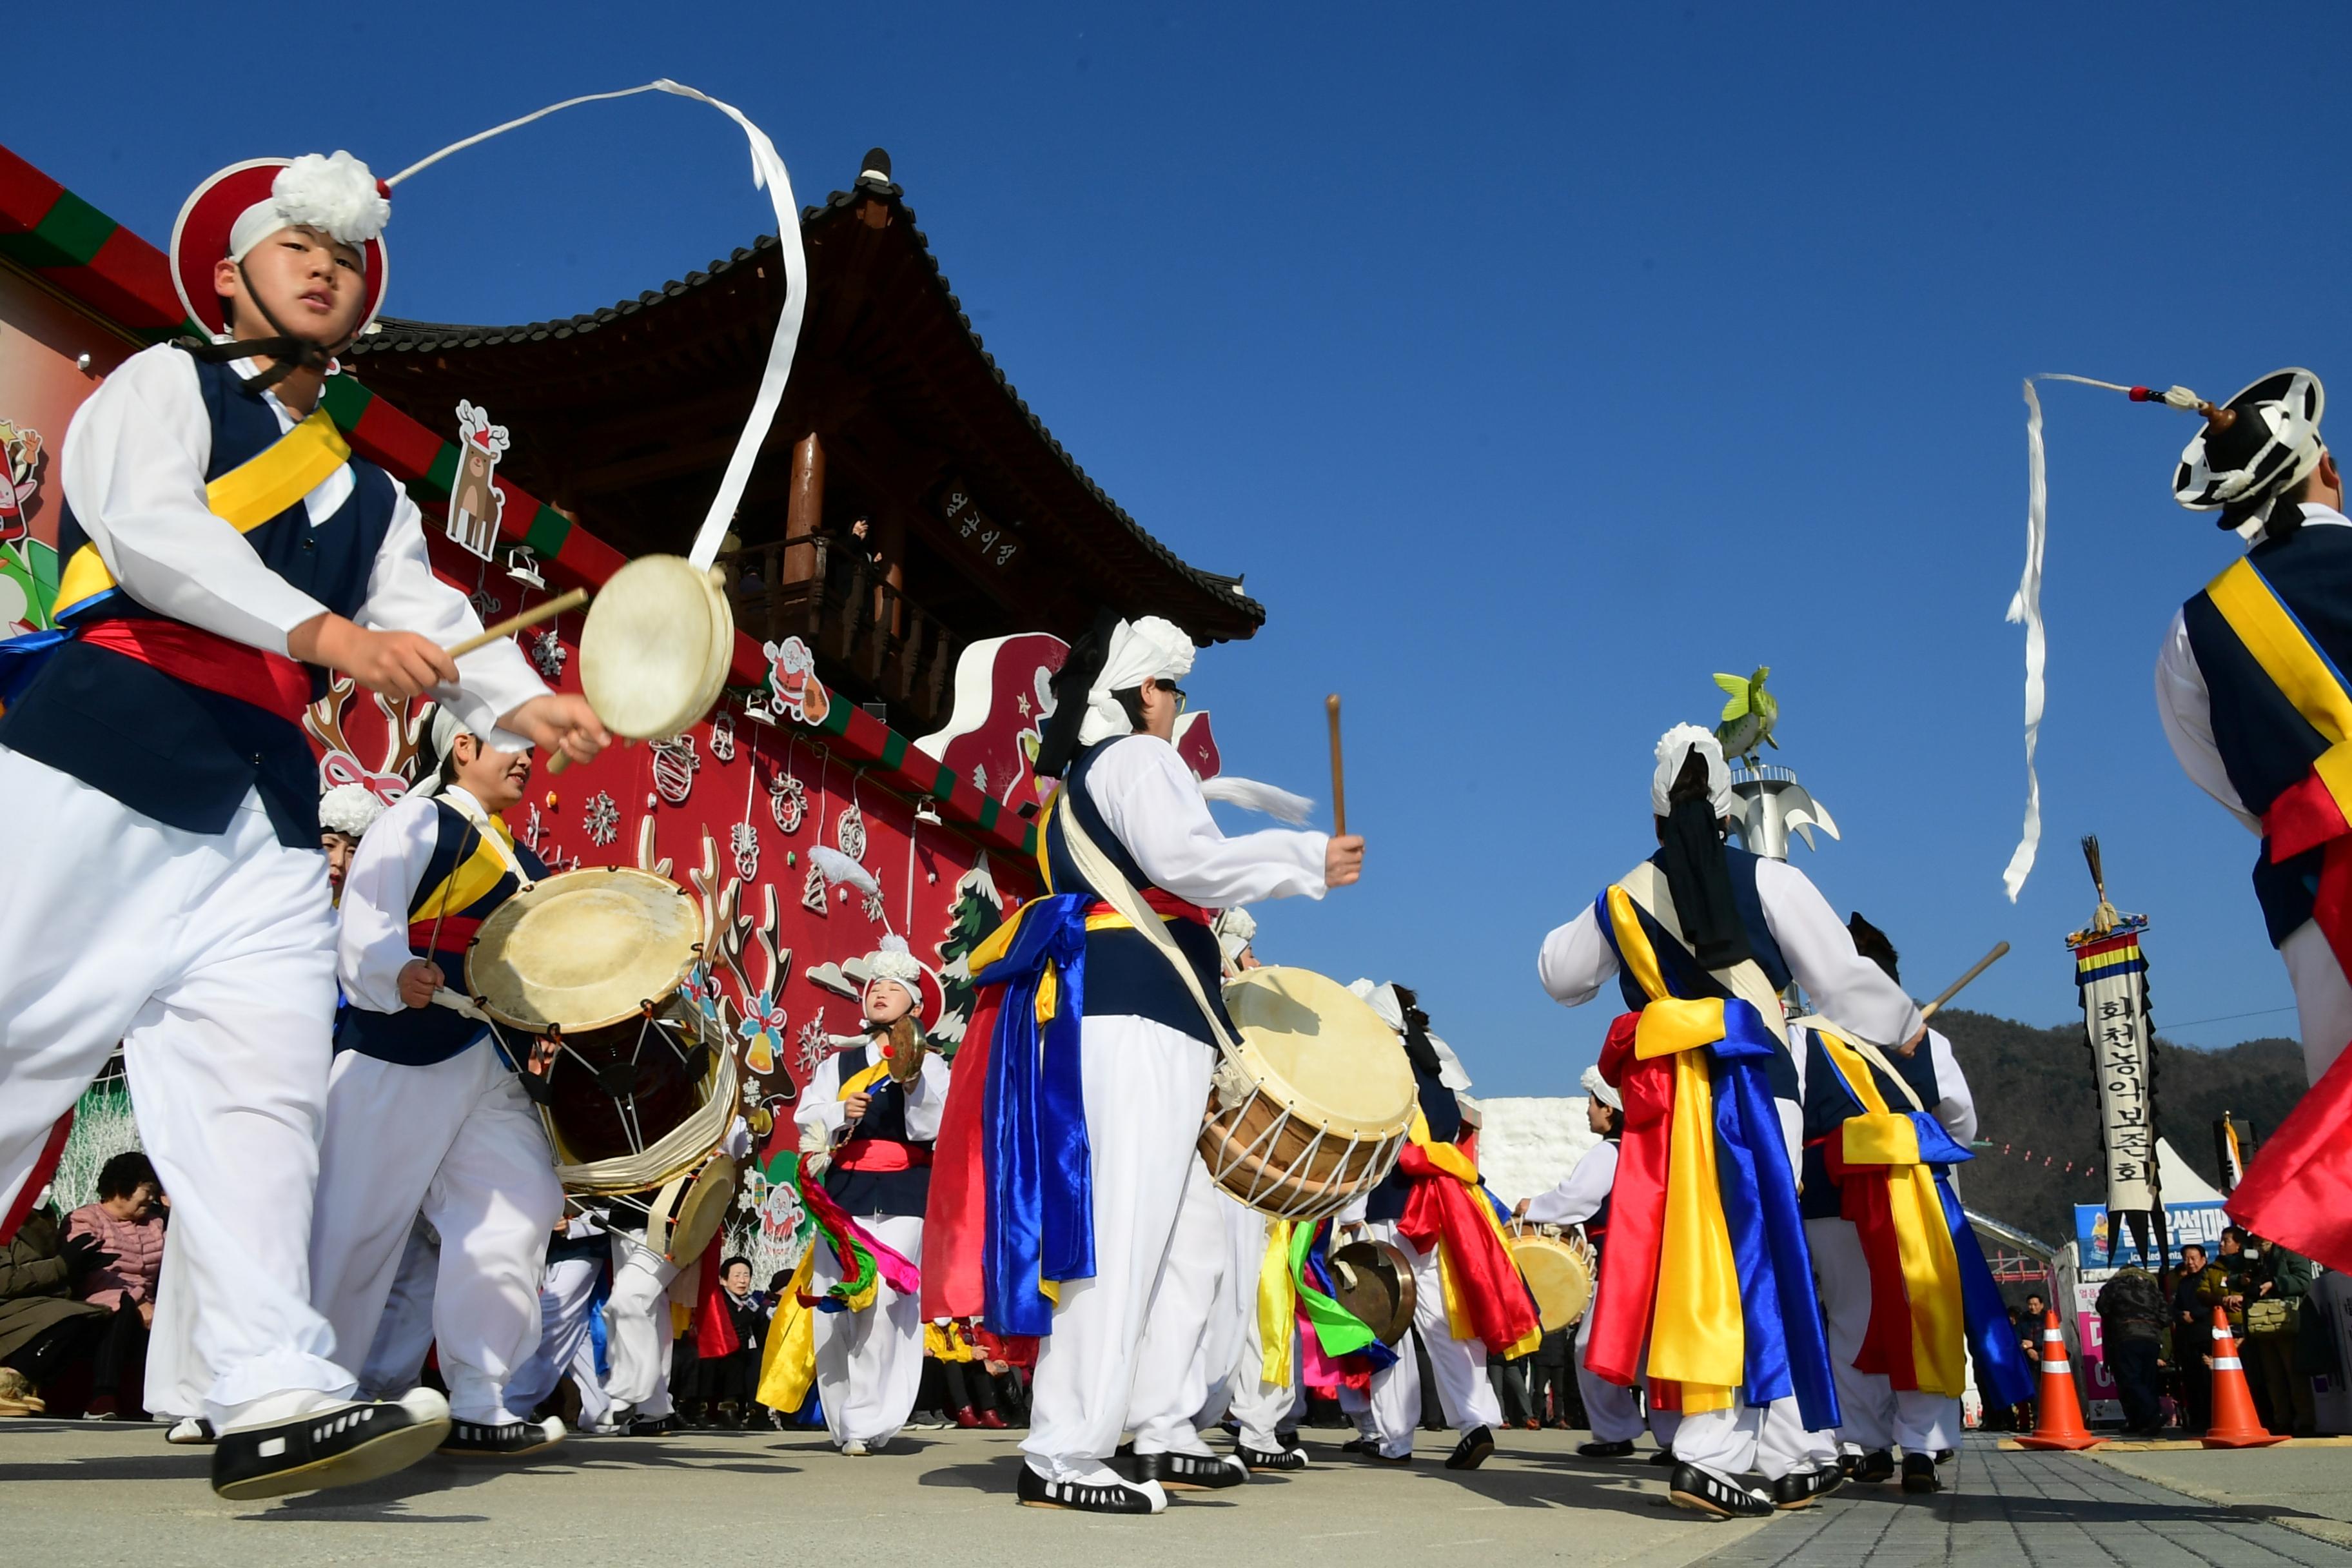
(1328, 1237, 1418, 1347)
(1199, 966, 1415, 1221)
(1509, 1222, 1596, 1333)
(467, 867, 732, 1199)
(574, 554, 736, 743)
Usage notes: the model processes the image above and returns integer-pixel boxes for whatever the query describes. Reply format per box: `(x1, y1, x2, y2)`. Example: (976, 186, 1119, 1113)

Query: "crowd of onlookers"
(1967, 1228, 2334, 1442)
(0, 1154, 167, 1418)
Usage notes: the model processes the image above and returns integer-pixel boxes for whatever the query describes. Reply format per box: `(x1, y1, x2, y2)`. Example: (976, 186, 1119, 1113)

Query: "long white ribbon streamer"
(2002, 378, 2049, 901)
(385, 79, 807, 573)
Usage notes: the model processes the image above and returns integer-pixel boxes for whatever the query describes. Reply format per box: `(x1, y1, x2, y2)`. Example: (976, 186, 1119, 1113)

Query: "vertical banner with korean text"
(2072, 921, 2163, 1262)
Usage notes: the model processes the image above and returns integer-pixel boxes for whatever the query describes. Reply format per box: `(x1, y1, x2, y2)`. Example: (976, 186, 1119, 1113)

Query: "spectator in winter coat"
(2171, 1244, 2218, 1432)
(2095, 1266, 2168, 1438)
(0, 1202, 110, 1411)
(2248, 1237, 2317, 1438)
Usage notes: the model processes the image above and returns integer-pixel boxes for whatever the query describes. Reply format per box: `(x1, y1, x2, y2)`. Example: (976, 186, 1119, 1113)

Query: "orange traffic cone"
(2015, 1308, 2104, 1451)
(2201, 1308, 2287, 1449)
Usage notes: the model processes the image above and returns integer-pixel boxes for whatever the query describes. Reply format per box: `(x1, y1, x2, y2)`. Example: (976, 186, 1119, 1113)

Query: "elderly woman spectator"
(64, 1152, 166, 1418)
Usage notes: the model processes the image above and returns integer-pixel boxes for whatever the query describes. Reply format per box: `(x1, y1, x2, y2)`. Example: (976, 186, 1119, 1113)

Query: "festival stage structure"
(0, 139, 1260, 1212)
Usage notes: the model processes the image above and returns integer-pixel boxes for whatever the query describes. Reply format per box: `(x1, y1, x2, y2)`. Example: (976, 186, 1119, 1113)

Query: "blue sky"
(22, 4, 2348, 1093)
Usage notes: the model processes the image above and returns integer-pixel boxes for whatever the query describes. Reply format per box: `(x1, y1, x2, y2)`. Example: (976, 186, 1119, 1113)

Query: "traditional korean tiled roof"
(351, 170, 1264, 637)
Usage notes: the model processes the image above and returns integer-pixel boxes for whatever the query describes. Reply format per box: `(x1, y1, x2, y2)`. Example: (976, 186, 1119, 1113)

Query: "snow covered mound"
(1473, 1095, 1601, 1208)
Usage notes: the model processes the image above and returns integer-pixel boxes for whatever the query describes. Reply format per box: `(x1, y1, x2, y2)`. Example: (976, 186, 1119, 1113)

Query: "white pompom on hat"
(318, 783, 388, 838)
(171, 153, 393, 340)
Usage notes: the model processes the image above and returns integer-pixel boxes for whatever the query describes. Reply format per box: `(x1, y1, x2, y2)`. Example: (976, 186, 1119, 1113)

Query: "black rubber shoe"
(623, 1413, 675, 1436)
(1935, 1447, 1957, 1465)
(211, 1390, 451, 1502)
(1647, 1445, 1678, 1466)
(1017, 1463, 1166, 1513)
(1237, 1443, 1308, 1473)
(1445, 1425, 1496, 1471)
(1852, 1448, 1896, 1484)
(1578, 1438, 1637, 1458)
(441, 1416, 565, 1456)
(1669, 1461, 1775, 1519)
(1901, 1453, 1943, 1494)
(1132, 1449, 1248, 1491)
(164, 1417, 216, 1446)
(1770, 1465, 1844, 1509)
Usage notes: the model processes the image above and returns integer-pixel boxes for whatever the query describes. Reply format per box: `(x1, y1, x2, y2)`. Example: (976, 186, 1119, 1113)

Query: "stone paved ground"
(5, 1422, 2347, 1567)
(1694, 1441, 2352, 1568)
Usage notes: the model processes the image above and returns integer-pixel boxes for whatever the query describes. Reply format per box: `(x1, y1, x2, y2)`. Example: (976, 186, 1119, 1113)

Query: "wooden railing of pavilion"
(716, 534, 957, 731)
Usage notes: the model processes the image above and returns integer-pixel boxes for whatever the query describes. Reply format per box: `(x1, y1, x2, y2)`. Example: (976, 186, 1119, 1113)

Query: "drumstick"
(1326, 694, 1347, 837)
(1918, 941, 2011, 1021)
(444, 586, 589, 659)
(421, 814, 482, 974)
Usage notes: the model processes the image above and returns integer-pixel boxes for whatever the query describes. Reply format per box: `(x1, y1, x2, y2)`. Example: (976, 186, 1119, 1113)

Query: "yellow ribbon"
(1258, 1219, 1295, 1386)
(2205, 558, 2352, 821)
(55, 407, 352, 617)
(1813, 1029, 1969, 1396)
(1604, 886, 1743, 1412)
(754, 1250, 819, 1412)
(413, 814, 516, 932)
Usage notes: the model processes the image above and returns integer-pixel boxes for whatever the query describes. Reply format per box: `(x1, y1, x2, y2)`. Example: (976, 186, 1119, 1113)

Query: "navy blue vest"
(0, 350, 398, 848)
(1797, 1027, 1945, 1220)
(1585, 1137, 1618, 1242)
(1043, 739, 1235, 1046)
(1366, 1059, 1463, 1222)
(821, 1042, 934, 1217)
(337, 799, 549, 1067)
(1612, 847, 1801, 1104)
(2180, 525, 2352, 945)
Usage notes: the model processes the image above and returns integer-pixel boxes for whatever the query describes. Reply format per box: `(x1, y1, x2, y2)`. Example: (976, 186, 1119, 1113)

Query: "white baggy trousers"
(1365, 1220, 1504, 1456)
(605, 1230, 682, 1419)
(1023, 1015, 1216, 1484)
(810, 1210, 926, 1447)
(1805, 1215, 1959, 1453)
(0, 752, 353, 1429)
(308, 1039, 564, 1424)
(505, 1254, 611, 1426)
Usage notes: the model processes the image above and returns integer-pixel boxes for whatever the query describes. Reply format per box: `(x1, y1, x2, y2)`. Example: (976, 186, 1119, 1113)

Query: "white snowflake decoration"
(769, 772, 806, 834)
(652, 735, 700, 806)
(583, 790, 620, 847)
(794, 1008, 830, 1079)
(836, 802, 867, 863)
(861, 887, 887, 925)
(710, 710, 737, 763)
(528, 627, 567, 681)
(801, 860, 828, 914)
(730, 820, 759, 881)
(521, 802, 545, 852)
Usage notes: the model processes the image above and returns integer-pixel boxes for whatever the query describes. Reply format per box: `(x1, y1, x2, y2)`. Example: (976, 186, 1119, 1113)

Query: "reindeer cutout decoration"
(683, 827, 793, 1079)
(447, 400, 509, 560)
(304, 677, 428, 803)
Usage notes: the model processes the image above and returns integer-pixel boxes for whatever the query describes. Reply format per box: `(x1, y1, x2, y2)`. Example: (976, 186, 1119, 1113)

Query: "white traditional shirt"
(795, 1043, 951, 1144)
(59, 344, 545, 742)
(1536, 854, 1925, 1052)
(1522, 1138, 1618, 1227)
(336, 785, 514, 1013)
(1083, 734, 1329, 906)
(2153, 502, 2352, 834)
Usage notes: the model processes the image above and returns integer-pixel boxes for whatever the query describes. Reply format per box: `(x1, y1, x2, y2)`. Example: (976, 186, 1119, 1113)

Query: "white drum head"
(1222, 966, 1414, 1141)
(576, 554, 735, 740)
(469, 866, 704, 1033)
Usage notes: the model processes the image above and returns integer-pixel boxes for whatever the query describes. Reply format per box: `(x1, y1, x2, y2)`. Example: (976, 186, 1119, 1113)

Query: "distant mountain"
(1930, 1008, 2308, 1248)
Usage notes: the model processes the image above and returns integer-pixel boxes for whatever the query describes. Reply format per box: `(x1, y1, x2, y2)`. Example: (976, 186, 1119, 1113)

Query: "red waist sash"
(407, 916, 484, 954)
(836, 1139, 933, 1172)
(79, 617, 310, 725)
(1087, 888, 1216, 926)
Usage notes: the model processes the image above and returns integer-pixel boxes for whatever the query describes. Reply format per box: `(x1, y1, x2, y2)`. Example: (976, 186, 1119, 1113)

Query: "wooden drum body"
(1199, 966, 1415, 1221)
(467, 867, 730, 1195)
